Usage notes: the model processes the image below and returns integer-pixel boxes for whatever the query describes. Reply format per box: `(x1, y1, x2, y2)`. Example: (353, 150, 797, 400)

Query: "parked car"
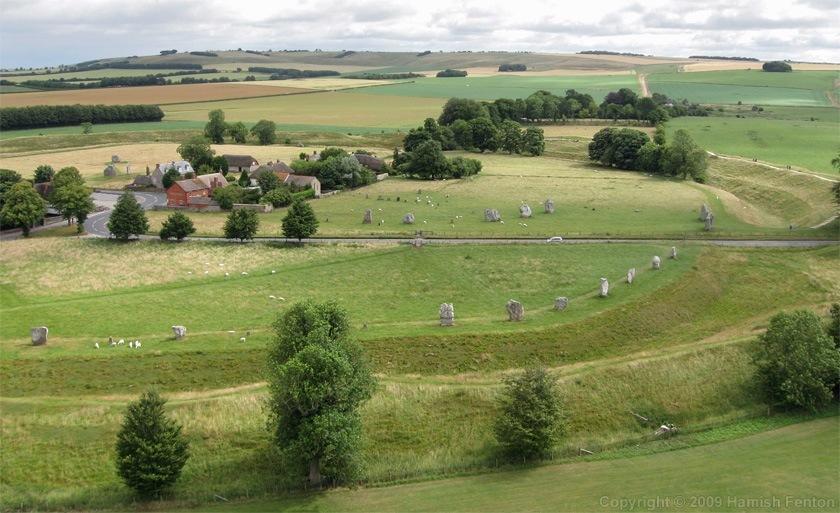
(546, 236, 564, 243)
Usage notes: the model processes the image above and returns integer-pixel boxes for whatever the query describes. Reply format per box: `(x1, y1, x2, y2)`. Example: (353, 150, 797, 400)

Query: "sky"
(0, 0, 837, 68)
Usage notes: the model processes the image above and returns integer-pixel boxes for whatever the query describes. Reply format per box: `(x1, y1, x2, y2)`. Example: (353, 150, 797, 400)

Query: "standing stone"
(31, 326, 48, 346)
(439, 303, 454, 326)
(704, 213, 714, 231)
(670, 246, 678, 259)
(519, 204, 532, 218)
(627, 268, 636, 284)
(554, 297, 568, 311)
(544, 199, 555, 214)
(402, 213, 415, 225)
(506, 299, 524, 321)
(363, 209, 373, 224)
(599, 278, 609, 297)
(484, 208, 501, 222)
(103, 164, 117, 177)
(171, 325, 187, 340)
(652, 256, 661, 270)
(111, 155, 121, 163)
(699, 204, 710, 221)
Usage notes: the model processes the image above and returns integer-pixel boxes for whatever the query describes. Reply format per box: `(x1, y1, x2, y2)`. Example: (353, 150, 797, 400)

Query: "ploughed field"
(1, 240, 837, 510)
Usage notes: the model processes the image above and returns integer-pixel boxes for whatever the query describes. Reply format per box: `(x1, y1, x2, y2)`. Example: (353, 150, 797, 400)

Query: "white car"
(546, 236, 564, 243)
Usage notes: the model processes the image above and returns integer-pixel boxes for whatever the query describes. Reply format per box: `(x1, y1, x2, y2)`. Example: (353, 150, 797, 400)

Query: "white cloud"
(0, 0, 837, 68)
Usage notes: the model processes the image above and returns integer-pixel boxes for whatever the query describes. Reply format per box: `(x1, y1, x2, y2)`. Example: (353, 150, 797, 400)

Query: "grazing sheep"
(135, 341, 141, 348)
(241, 272, 248, 276)
(271, 270, 276, 274)
(239, 337, 246, 342)
(187, 271, 192, 275)
(118, 339, 125, 345)
(269, 295, 276, 299)
(94, 342, 100, 349)
(128, 341, 135, 348)
(225, 272, 230, 277)
(204, 270, 209, 274)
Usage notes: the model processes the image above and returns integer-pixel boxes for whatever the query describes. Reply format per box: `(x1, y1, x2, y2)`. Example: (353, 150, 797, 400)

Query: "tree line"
(14, 69, 221, 90)
(436, 69, 468, 77)
(0, 104, 164, 130)
(247, 67, 340, 79)
(343, 72, 425, 80)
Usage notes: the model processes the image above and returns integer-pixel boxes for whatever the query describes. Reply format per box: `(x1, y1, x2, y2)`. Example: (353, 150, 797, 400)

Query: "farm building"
(248, 162, 320, 196)
(223, 154, 260, 173)
(151, 160, 194, 189)
(354, 153, 385, 172)
(166, 174, 227, 208)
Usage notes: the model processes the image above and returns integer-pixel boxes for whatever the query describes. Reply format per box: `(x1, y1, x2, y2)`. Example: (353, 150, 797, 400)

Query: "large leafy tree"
(227, 121, 248, 144)
(282, 199, 319, 241)
(401, 139, 450, 179)
(203, 109, 227, 144)
(0, 168, 22, 209)
(33, 164, 55, 184)
(752, 310, 840, 411)
(494, 367, 564, 460)
(250, 119, 277, 145)
(177, 136, 215, 169)
(0, 181, 45, 236)
(662, 129, 708, 182)
(52, 166, 85, 191)
(52, 183, 94, 232)
(267, 301, 375, 486)
(521, 127, 545, 156)
(468, 117, 500, 153)
(438, 97, 489, 125)
(107, 191, 149, 240)
(223, 208, 259, 241)
(498, 120, 523, 154)
(159, 211, 196, 241)
(115, 390, 189, 498)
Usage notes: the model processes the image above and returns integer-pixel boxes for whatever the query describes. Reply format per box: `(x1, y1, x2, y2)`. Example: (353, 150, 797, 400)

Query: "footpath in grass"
(211, 417, 840, 513)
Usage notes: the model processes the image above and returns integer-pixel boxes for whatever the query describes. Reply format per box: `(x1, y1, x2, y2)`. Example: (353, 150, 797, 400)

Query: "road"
(83, 191, 167, 237)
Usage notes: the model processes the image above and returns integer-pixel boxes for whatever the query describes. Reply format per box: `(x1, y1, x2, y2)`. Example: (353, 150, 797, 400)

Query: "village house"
(248, 161, 321, 197)
(151, 160, 194, 189)
(353, 153, 385, 172)
(285, 174, 321, 197)
(166, 173, 228, 208)
(223, 154, 260, 174)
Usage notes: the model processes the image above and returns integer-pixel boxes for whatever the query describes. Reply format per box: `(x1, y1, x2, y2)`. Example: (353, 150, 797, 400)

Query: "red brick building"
(166, 173, 228, 208)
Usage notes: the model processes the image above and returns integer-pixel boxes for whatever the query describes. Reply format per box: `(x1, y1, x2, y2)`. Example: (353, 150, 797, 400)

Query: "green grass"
(666, 116, 840, 175)
(0, 84, 39, 93)
(0, 120, 205, 141)
(214, 417, 840, 513)
(341, 75, 640, 100)
(648, 70, 837, 106)
(141, 150, 829, 239)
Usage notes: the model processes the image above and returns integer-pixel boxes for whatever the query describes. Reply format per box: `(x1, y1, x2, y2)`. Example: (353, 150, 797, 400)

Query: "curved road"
(84, 191, 167, 237)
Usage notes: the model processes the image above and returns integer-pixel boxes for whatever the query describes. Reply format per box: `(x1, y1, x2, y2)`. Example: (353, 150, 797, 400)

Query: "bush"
(448, 156, 482, 178)
(33, 164, 54, 184)
(494, 368, 564, 460)
(159, 211, 196, 241)
(223, 209, 259, 241)
(115, 391, 189, 498)
(752, 310, 840, 411)
(261, 187, 293, 207)
(212, 186, 242, 210)
(498, 64, 527, 72)
(436, 69, 468, 78)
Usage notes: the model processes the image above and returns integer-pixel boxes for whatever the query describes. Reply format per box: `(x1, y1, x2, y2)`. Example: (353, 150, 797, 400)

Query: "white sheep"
(128, 341, 135, 349)
(187, 271, 192, 275)
(94, 342, 100, 349)
(118, 339, 125, 345)
(239, 337, 246, 342)
(241, 272, 248, 276)
(271, 270, 276, 274)
(269, 295, 276, 299)
(225, 272, 230, 277)
(204, 270, 209, 274)
(135, 341, 141, 349)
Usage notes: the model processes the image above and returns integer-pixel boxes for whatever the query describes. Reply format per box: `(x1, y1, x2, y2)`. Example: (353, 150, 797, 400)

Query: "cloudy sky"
(1, 0, 837, 68)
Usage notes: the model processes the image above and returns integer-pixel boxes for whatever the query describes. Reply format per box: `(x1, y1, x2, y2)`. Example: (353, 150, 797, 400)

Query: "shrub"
(261, 187, 293, 207)
(159, 211, 196, 241)
(212, 186, 241, 210)
(448, 156, 482, 178)
(436, 69, 468, 78)
(162, 167, 180, 189)
(223, 209, 259, 241)
(33, 164, 54, 184)
(762, 61, 792, 72)
(752, 310, 840, 411)
(115, 391, 189, 498)
(494, 367, 564, 460)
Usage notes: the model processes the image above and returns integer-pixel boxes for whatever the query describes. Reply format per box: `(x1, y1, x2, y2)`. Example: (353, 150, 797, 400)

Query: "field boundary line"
(707, 151, 839, 183)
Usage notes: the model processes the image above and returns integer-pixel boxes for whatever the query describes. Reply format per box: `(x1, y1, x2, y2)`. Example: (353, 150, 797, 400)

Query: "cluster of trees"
(290, 147, 376, 190)
(344, 72, 424, 80)
(0, 179, 45, 236)
(752, 306, 840, 412)
(200, 110, 277, 146)
(404, 116, 545, 157)
(159, 49, 178, 55)
(579, 50, 645, 57)
(48, 166, 95, 232)
(220, 198, 318, 241)
(762, 61, 793, 72)
(247, 67, 340, 79)
(175, 136, 228, 173)
(0, 104, 164, 130)
(0, 165, 94, 234)
(498, 64, 527, 72)
(588, 126, 708, 182)
(61, 61, 203, 72)
(188, 51, 217, 57)
(436, 69, 468, 77)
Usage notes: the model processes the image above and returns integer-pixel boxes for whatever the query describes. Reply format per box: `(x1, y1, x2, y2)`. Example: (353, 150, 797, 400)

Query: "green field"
(648, 70, 837, 106)
(342, 75, 640, 100)
(140, 150, 835, 239)
(666, 116, 840, 175)
(217, 417, 840, 512)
